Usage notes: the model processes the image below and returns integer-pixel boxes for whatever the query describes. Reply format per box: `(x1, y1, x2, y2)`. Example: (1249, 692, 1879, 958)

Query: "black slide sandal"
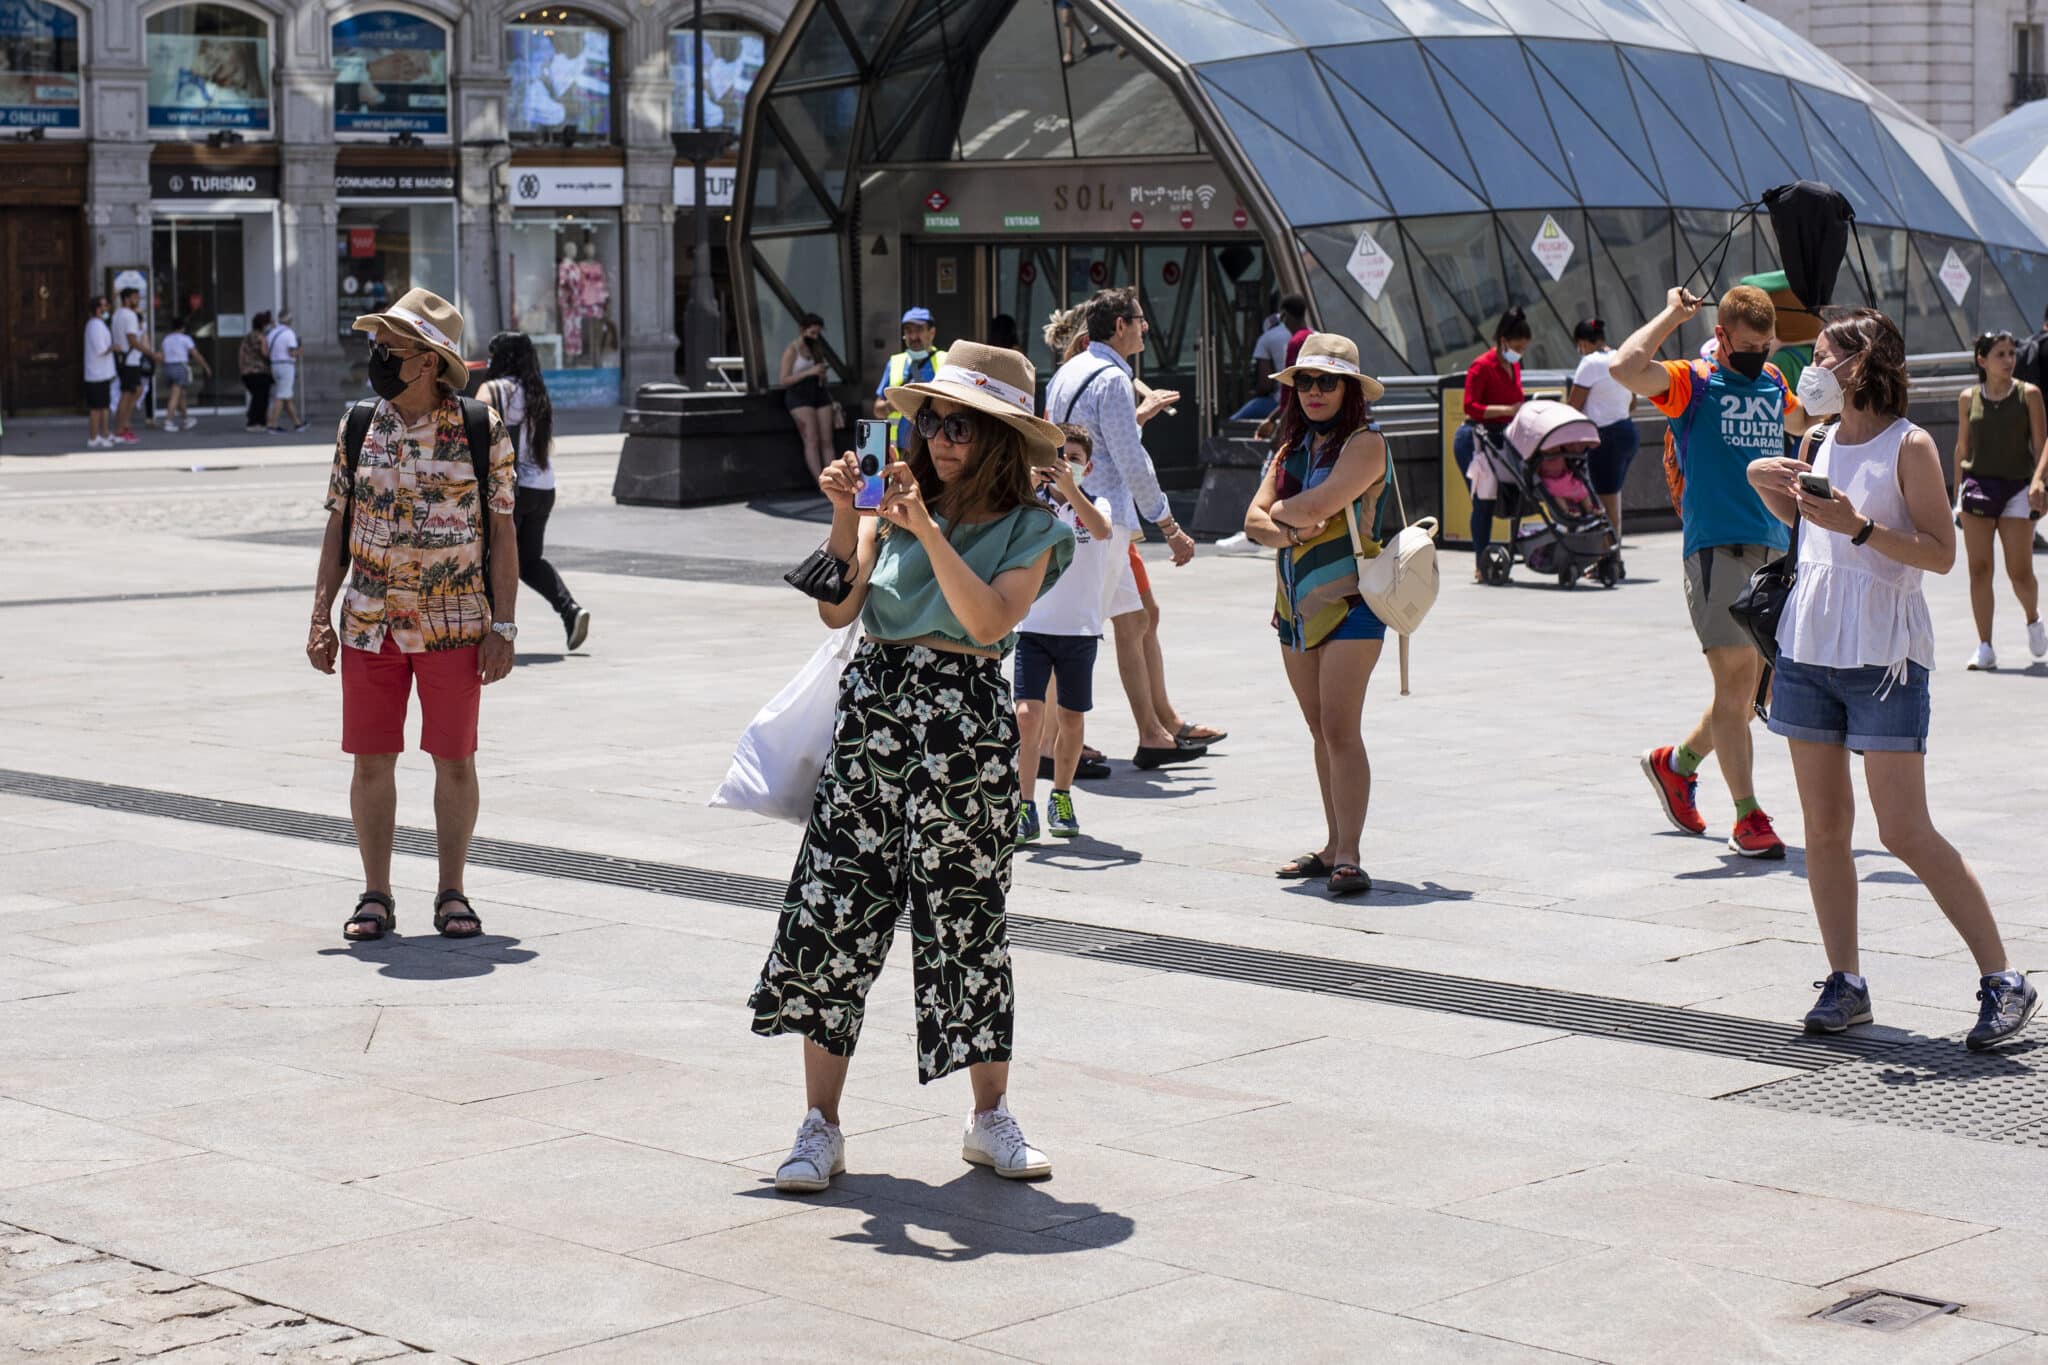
(1277, 853, 1331, 880)
(1326, 864, 1373, 897)
(343, 891, 396, 942)
(433, 890, 484, 939)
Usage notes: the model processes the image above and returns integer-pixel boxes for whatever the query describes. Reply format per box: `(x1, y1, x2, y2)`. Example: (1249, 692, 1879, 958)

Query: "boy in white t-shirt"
(1014, 425, 1116, 844)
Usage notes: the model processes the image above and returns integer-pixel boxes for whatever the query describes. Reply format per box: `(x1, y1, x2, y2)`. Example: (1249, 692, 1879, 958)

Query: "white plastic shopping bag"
(709, 624, 861, 824)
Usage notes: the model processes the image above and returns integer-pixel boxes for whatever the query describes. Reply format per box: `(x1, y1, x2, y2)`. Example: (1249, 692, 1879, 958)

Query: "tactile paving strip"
(1729, 1036, 2048, 1147)
(1, 767, 1910, 1074)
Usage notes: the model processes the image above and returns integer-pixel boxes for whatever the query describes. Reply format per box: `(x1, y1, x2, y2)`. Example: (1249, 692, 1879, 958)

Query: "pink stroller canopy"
(1507, 400, 1600, 459)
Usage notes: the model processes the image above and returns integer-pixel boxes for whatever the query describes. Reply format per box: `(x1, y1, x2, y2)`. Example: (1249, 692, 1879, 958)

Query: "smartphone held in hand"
(853, 419, 889, 512)
(1797, 471, 1832, 500)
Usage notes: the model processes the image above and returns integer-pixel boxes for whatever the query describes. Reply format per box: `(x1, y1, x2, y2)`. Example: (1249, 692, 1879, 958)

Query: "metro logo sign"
(924, 190, 950, 212)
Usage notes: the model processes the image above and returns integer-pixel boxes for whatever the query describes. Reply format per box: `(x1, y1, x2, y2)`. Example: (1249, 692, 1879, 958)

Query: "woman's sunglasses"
(1294, 372, 1349, 395)
(913, 403, 980, 445)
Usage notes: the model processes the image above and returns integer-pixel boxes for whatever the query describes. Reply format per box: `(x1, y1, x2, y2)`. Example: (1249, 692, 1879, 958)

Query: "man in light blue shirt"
(1045, 287, 1208, 769)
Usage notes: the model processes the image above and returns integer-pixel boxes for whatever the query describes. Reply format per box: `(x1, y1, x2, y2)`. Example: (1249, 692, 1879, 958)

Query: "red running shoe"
(1639, 746, 1705, 835)
(1728, 809, 1787, 860)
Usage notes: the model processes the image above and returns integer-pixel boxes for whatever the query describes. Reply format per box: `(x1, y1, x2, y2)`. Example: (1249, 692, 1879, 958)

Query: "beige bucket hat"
(350, 287, 471, 390)
(883, 339, 1066, 459)
(1274, 332, 1386, 402)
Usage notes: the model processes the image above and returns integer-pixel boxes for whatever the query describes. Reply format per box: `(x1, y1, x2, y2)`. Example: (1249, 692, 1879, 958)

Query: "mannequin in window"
(557, 240, 584, 357)
(578, 240, 612, 360)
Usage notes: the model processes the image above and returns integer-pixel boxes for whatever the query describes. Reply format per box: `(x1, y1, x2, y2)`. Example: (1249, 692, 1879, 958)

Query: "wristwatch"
(491, 621, 519, 642)
(1851, 518, 1876, 546)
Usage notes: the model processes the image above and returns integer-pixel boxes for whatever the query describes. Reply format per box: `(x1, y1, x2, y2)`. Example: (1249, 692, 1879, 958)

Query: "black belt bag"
(1728, 514, 1798, 719)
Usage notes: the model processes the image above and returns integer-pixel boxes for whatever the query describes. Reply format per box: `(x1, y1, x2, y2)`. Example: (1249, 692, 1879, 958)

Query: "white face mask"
(1797, 360, 1844, 416)
(1501, 347, 1524, 366)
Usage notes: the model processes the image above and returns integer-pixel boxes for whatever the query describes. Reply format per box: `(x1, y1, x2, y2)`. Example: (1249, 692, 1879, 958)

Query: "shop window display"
(508, 213, 620, 405)
(332, 11, 449, 136)
(670, 24, 764, 132)
(335, 203, 456, 349)
(507, 11, 613, 140)
(0, 0, 82, 130)
(146, 3, 270, 132)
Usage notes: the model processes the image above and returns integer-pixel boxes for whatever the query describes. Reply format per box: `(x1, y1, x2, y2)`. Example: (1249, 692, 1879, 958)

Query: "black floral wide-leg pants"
(749, 641, 1020, 1083)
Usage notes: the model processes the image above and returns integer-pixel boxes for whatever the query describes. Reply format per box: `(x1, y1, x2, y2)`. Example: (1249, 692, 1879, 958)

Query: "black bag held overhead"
(785, 547, 854, 605)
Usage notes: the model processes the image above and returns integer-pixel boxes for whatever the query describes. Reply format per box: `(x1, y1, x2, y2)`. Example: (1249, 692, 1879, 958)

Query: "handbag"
(1344, 461, 1440, 695)
(710, 624, 862, 824)
(1728, 512, 1798, 665)
(785, 546, 854, 604)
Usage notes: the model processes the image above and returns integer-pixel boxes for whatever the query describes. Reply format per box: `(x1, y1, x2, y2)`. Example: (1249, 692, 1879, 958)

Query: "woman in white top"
(83, 295, 116, 449)
(159, 316, 210, 432)
(482, 331, 589, 650)
(1747, 308, 2036, 1052)
(1564, 317, 1638, 560)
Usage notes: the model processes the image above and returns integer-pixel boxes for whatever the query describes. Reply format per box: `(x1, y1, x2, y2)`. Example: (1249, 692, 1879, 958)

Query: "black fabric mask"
(1307, 415, 1341, 436)
(367, 347, 413, 400)
(1725, 349, 1769, 381)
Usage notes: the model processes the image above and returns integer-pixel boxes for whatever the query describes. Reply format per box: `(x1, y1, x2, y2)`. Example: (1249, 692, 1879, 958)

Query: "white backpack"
(1344, 464, 1439, 694)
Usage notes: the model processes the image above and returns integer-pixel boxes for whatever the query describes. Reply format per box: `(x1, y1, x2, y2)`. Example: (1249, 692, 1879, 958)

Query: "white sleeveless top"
(1776, 417, 1935, 674)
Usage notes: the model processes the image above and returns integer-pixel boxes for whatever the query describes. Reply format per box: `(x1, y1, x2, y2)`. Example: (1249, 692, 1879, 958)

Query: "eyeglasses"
(913, 403, 980, 445)
(1294, 372, 1348, 395)
(369, 342, 421, 364)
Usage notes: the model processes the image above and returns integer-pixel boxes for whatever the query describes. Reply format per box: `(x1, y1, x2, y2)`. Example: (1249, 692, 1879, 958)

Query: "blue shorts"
(1766, 656, 1930, 754)
(1585, 419, 1639, 496)
(1276, 599, 1386, 647)
(1014, 632, 1099, 711)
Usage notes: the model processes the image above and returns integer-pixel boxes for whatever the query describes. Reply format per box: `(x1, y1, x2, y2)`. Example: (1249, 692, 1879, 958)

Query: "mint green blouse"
(862, 505, 1074, 655)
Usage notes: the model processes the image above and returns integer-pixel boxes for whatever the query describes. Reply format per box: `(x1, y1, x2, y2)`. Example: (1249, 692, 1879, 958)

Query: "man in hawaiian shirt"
(306, 289, 519, 943)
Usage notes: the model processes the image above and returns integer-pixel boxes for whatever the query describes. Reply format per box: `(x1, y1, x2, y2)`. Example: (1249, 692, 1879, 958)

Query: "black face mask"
(1725, 349, 1769, 382)
(1307, 414, 1341, 435)
(367, 346, 413, 400)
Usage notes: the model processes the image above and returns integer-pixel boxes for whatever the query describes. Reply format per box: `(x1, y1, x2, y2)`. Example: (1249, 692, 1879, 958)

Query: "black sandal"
(1277, 852, 1331, 880)
(1327, 864, 1373, 897)
(1176, 721, 1229, 746)
(433, 890, 484, 939)
(343, 891, 396, 942)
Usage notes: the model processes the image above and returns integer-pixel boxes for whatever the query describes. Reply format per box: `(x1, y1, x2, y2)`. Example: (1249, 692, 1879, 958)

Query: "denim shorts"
(1766, 656, 1930, 754)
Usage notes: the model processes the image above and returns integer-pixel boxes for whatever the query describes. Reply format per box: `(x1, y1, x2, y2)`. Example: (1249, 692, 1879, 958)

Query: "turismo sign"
(150, 164, 280, 200)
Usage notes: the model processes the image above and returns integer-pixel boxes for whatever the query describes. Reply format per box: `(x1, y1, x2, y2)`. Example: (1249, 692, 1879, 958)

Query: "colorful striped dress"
(1272, 424, 1390, 651)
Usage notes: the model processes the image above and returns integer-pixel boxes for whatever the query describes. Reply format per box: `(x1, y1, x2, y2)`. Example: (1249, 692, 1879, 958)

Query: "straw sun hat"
(1273, 332, 1385, 402)
(883, 339, 1066, 459)
(349, 287, 473, 390)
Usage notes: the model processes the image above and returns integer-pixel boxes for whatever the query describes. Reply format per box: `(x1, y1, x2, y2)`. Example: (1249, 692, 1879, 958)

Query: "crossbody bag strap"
(1059, 363, 1116, 424)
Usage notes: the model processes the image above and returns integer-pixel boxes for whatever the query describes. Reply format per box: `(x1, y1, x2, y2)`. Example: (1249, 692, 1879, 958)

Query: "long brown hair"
(1274, 376, 1372, 460)
(1820, 307, 1909, 418)
(884, 403, 1044, 536)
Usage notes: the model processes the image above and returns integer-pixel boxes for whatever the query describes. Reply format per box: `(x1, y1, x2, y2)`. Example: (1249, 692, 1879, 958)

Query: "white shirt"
(487, 378, 553, 491)
(1570, 348, 1634, 427)
(1252, 322, 1291, 373)
(111, 307, 144, 364)
(83, 317, 116, 381)
(1019, 493, 1117, 637)
(267, 325, 299, 365)
(161, 332, 196, 367)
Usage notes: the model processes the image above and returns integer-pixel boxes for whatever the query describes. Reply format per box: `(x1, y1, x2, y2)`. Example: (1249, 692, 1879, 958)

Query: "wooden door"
(1, 210, 82, 414)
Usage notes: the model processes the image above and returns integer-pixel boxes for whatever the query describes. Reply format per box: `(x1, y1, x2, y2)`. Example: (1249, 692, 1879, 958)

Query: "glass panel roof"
(1317, 41, 1478, 191)
(1320, 74, 1483, 217)
(1110, 0, 1293, 62)
(1200, 81, 1390, 223)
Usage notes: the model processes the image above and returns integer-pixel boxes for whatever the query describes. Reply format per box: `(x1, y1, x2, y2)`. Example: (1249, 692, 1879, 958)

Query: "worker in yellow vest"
(871, 306, 946, 450)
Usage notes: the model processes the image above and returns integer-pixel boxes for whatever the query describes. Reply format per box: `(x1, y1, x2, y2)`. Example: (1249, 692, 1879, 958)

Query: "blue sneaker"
(1015, 802, 1039, 848)
(1803, 972, 1873, 1033)
(1047, 789, 1079, 838)
(1968, 973, 2040, 1052)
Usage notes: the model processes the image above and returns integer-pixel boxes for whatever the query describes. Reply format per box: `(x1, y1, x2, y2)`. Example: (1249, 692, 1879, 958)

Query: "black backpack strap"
(1059, 363, 1117, 424)
(338, 400, 377, 567)
(457, 395, 497, 611)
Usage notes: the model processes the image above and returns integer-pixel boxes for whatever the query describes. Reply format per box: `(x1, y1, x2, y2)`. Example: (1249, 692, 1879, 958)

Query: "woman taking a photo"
(1952, 329, 2048, 671)
(1748, 308, 2036, 1051)
(1565, 316, 1638, 563)
(1457, 307, 1530, 580)
(780, 313, 836, 481)
(1242, 333, 1388, 899)
(749, 340, 1073, 1192)
(481, 332, 589, 650)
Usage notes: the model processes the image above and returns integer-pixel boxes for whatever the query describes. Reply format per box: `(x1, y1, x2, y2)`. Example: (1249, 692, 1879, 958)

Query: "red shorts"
(1127, 541, 1152, 597)
(341, 638, 482, 758)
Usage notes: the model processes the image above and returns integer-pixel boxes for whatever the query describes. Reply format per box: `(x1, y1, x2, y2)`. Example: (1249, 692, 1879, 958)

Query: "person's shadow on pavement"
(318, 934, 537, 979)
(797, 1171, 1135, 1262)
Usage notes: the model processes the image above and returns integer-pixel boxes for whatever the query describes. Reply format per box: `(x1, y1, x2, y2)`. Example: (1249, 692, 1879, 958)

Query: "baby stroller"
(1472, 400, 1622, 589)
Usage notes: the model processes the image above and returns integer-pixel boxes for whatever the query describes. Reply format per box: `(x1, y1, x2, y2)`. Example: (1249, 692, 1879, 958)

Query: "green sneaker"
(1047, 789, 1080, 838)
(1015, 801, 1040, 847)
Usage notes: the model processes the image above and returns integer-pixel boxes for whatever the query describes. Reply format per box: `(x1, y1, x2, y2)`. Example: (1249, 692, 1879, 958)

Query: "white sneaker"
(182, 416, 199, 431)
(962, 1095, 1052, 1179)
(773, 1108, 844, 1193)
(2030, 618, 2047, 660)
(1967, 641, 1998, 671)
(1214, 531, 1261, 556)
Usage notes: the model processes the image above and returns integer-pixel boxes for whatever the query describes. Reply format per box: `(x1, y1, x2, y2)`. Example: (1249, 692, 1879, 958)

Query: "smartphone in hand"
(853, 419, 889, 512)
(1797, 471, 1833, 500)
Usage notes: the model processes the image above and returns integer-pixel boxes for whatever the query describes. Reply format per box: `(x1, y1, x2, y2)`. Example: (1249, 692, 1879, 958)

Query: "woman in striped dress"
(1241, 334, 1390, 898)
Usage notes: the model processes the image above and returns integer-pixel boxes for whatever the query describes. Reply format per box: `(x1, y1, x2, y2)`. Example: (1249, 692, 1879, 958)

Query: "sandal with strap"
(1176, 721, 1228, 746)
(1326, 864, 1373, 897)
(1277, 852, 1331, 880)
(343, 891, 396, 942)
(433, 889, 484, 939)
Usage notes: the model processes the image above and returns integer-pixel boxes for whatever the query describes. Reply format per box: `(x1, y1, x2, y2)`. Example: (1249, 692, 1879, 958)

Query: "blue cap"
(901, 307, 933, 325)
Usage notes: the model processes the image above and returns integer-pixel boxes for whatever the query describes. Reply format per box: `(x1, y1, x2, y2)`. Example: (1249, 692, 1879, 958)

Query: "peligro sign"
(150, 164, 279, 200)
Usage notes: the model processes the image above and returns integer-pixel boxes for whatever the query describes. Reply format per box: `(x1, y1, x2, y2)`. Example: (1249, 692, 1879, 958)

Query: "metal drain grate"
(1730, 1035, 2048, 1147)
(0, 767, 1908, 1073)
(1816, 1290, 1961, 1332)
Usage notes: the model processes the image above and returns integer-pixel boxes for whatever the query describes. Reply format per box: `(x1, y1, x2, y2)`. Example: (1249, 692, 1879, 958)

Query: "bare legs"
(1678, 644, 1763, 805)
(1016, 698, 1047, 808)
(801, 1040, 1007, 1125)
(1111, 609, 1178, 750)
(347, 752, 478, 932)
(1998, 515, 2041, 629)
(1789, 740, 2008, 977)
(1963, 511, 1997, 644)
(795, 405, 835, 482)
(1598, 491, 1623, 546)
(1279, 638, 1382, 868)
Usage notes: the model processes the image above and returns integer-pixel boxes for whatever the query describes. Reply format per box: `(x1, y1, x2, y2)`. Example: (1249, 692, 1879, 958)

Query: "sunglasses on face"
(914, 403, 980, 445)
(370, 342, 422, 365)
(1295, 372, 1348, 395)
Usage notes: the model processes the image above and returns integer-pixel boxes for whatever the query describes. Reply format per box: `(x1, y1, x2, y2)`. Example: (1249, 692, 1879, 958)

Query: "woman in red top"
(1455, 307, 1531, 579)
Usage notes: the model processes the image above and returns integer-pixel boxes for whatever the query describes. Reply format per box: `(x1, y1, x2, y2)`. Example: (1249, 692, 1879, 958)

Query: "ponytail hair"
(1572, 317, 1606, 346)
(1494, 306, 1531, 345)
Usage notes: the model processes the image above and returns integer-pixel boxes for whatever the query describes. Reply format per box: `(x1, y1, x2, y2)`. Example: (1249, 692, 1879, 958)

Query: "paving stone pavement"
(1, 438, 2045, 1362)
